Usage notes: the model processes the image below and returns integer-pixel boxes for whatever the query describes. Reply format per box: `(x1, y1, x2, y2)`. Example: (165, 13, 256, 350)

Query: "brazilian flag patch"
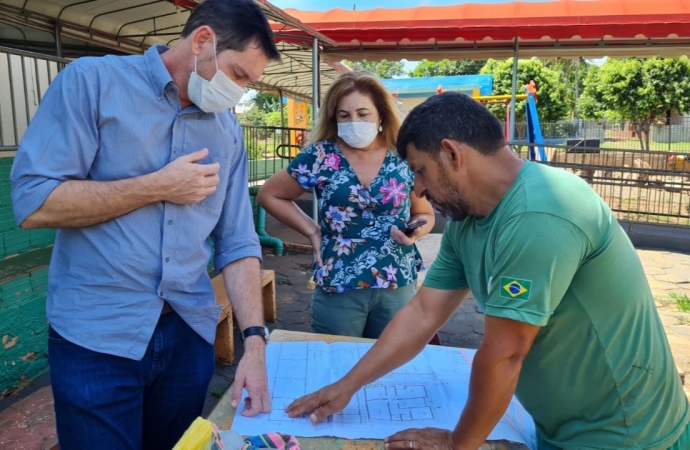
(500, 277, 532, 300)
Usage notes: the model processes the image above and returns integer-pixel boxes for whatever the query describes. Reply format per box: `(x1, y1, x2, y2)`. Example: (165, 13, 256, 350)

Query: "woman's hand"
(308, 226, 323, 265)
(390, 214, 431, 246)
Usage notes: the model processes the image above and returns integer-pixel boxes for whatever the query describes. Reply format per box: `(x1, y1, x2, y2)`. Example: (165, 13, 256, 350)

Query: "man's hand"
(230, 337, 271, 416)
(384, 427, 456, 450)
(155, 148, 220, 204)
(285, 381, 355, 423)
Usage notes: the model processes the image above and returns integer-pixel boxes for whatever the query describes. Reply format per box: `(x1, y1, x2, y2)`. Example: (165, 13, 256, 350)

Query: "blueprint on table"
(231, 342, 537, 449)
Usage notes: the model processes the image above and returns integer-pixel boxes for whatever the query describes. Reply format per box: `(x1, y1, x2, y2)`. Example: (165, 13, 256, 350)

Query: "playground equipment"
(285, 98, 309, 157)
(470, 81, 546, 162)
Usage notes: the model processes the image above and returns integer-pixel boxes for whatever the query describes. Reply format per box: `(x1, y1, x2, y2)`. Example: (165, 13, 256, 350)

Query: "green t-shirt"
(424, 161, 689, 449)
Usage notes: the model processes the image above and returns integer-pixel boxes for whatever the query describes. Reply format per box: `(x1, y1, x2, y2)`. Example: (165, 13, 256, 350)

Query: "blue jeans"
(48, 311, 215, 450)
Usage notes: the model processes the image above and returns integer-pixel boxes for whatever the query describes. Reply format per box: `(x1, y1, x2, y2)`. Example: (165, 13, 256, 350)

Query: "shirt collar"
(145, 44, 174, 100)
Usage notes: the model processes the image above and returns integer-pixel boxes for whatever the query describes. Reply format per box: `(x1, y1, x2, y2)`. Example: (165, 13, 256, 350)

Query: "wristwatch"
(240, 326, 270, 344)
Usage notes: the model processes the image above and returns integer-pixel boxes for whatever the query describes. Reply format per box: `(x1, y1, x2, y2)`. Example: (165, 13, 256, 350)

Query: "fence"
(513, 143, 690, 226)
(243, 125, 308, 186)
(0, 46, 66, 152)
(511, 118, 690, 152)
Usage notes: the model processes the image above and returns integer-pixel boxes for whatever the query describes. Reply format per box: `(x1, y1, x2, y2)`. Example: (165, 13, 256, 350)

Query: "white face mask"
(337, 121, 379, 148)
(187, 34, 245, 113)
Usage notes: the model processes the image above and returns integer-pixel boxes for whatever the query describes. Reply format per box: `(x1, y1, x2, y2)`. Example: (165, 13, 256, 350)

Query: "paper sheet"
(231, 342, 536, 448)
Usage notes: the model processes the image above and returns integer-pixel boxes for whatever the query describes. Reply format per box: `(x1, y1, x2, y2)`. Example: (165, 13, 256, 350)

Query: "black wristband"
(240, 326, 269, 343)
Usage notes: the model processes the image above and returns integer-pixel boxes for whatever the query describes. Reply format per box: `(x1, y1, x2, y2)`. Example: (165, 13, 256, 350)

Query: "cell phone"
(399, 220, 427, 235)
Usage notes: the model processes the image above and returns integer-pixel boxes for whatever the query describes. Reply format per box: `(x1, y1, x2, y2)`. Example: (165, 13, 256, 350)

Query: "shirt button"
(165, 257, 170, 262)
(159, 291, 164, 296)
(173, 148, 178, 154)
(168, 220, 173, 225)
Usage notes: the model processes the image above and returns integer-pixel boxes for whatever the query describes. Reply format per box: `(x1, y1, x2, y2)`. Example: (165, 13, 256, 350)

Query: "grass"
(211, 387, 229, 398)
(669, 293, 690, 313)
(600, 139, 690, 152)
(616, 212, 690, 226)
(278, 275, 292, 286)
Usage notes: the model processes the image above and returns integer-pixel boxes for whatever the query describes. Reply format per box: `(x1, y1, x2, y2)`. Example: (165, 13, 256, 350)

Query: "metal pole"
(311, 37, 320, 125)
(574, 58, 580, 119)
(54, 22, 63, 69)
(311, 37, 320, 233)
(509, 38, 519, 143)
(666, 109, 672, 152)
(278, 89, 285, 148)
(278, 89, 285, 128)
(574, 58, 581, 138)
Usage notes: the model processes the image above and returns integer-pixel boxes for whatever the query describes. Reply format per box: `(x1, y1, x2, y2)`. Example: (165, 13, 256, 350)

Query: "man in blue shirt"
(10, 1, 280, 448)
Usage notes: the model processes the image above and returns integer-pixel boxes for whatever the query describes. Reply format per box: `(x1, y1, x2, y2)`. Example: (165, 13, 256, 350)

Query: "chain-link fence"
(510, 118, 690, 153)
(513, 143, 690, 226)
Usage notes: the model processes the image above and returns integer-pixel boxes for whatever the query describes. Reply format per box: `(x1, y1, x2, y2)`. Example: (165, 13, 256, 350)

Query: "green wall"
(0, 158, 54, 396)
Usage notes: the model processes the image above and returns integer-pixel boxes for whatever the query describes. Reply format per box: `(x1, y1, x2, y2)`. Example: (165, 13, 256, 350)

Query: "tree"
(543, 57, 593, 118)
(341, 59, 405, 79)
(578, 56, 690, 150)
(408, 59, 486, 77)
(236, 104, 269, 126)
(479, 58, 569, 124)
(253, 91, 281, 113)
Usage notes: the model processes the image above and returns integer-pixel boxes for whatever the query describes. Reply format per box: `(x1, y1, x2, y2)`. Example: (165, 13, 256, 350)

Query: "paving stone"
(643, 267, 665, 276)
(655, 273, 689, 284)
(649, 279, 680, 292)
(671, 325, 690, 337)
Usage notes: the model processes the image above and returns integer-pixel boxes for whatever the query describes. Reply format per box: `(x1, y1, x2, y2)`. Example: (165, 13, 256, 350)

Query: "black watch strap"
(240, 326, 269, 343)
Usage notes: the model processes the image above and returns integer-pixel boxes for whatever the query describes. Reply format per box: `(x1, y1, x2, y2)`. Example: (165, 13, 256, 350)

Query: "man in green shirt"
(285, 92, 690, 449)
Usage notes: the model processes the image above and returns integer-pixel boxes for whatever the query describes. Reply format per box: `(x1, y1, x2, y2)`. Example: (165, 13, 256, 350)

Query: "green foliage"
(646, 56, 690, 117)
(237, 105, 269, 126)
(342, 59, 405, 79)
(265, 110, 283, 127)
(253, 91, 281, 113)
(408, 59, 486, 77)
(669, 293, 690, 313)
(579, 57, 690, 150)
(543, 57, 592, 117)
(479, 58, 569, 122)
(211, 387, 228, 398)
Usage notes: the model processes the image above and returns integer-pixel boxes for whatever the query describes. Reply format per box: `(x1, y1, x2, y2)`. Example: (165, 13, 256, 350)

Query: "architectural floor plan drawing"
(232, 342, 537, 449)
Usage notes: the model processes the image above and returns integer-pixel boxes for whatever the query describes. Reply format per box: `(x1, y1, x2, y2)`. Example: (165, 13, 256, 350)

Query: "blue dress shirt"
(11, 45, 261, 360)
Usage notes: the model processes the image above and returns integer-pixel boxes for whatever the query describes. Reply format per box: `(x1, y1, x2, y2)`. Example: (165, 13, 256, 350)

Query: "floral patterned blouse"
(287, 140, 425, 293)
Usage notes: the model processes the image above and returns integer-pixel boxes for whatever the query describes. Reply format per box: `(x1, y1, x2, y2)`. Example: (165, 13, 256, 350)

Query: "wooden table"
(208, 329, 527, 450)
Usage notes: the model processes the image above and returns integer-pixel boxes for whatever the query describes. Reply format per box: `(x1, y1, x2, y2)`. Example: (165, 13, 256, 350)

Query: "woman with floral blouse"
(257, 71, 435, 338)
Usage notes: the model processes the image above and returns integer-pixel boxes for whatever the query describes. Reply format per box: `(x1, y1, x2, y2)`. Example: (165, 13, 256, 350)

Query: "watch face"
(263, 327, 270, 344)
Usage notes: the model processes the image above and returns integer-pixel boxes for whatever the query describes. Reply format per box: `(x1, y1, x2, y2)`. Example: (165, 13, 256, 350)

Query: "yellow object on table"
(173, 417, 213, 450)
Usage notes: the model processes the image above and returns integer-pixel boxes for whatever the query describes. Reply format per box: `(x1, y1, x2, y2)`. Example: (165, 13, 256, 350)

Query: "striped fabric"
(242, 432, 301, 449)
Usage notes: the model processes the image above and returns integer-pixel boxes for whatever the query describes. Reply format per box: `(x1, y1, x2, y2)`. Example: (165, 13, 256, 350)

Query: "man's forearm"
(21, 174, 163, 229)
(221, 256, 265, 334)
(451, 347, 524, 449)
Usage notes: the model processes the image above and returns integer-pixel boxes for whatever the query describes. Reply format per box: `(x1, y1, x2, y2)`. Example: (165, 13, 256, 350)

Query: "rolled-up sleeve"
(211, 124, 262, 271)
(10, 62, 99, 226)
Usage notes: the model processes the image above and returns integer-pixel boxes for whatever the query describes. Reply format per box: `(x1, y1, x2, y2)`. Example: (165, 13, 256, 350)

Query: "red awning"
(273, 0, 690, 60)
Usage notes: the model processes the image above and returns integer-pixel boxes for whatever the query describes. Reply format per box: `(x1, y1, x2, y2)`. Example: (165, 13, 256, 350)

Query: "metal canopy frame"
(0, 0, 336, 102)
(317, 38, 690, 62)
